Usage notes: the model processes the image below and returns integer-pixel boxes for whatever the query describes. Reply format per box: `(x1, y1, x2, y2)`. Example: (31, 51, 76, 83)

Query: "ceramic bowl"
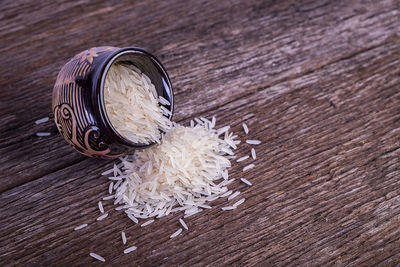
(52, 46, 174, 158)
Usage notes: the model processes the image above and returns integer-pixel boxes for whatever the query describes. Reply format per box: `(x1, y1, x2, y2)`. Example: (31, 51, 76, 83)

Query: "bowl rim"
(95, 47, 174, 148)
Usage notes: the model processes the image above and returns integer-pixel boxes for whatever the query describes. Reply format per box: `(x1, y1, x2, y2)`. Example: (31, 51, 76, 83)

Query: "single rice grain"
(74, 224, 88, 231)
(170, 228, 183, 238)
(35, 117, 49, 125)
(243, 164, 255, 171)
(228, 191, 240, 201)
(211, 116, 216, 128)
(108, 176, 122, 181)
(236, 155, 249, 162)
(251, 148, 256, 159)
(184, 209, 202, 218)
(233, 198, 245, 207)
(97, 213, 108, 221)
(36, 132, 51, 137)
(98, 201, 104, 213)
(127, 214, 139, 224)
(223, 178, 236, 186)
(101, 169, 114, 176)
(103, 195, 114, 200)
(221, 206, 236, 211)
(121, 231, 127, 244)
(240, 178, 252, 186)
(158, 95, 171, 106)
(242, 123, 249, 134)
(179, 218, 188, 230)
(220, 190, 232, 197)
(108, 182, 114, 194)
(124, 246, 137, 254)
(90, 252, 105, 262)
(141, 219, 154, 227)
(246, 140, 261, 145)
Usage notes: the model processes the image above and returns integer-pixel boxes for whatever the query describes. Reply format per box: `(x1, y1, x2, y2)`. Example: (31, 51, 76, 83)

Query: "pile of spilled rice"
(73, 63, 261, 262)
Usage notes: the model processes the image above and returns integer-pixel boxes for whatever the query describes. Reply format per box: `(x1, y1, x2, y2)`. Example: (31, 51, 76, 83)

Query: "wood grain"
(1, 0, 399, 191)
(1, 0, 400, 265)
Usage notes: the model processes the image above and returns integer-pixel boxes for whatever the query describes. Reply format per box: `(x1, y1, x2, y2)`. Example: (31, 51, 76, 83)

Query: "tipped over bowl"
(52, 46, 174, 159)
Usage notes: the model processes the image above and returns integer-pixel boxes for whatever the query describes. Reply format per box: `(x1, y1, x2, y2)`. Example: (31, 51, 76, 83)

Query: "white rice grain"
(228, 191, 240, 201)
(141, 219, 154, 227)
(124, 246, 137, 254)
(97, 213, 108, 221)
(211, 116, 216, 128)
(90, 252, 105, 262)
(246, 139, 261, 145)
(217, 126, 230, 135)
(130, 65, 142, 74)
(222, 178, 236, 186)
(103, 195, 115, 200)
(36, 132, 51, 137)
(233, 140, 241, 145)
(158, 95, 171, 106)
(179, 218, 188, 230)
(236, 155, 249, 162)
(198, 204, 212, 209)
(98, 201, 104, 213)
(108, 176, 122, 181)
(184, 209, 202, 218)
(243, 164, 255, 171)
(220, 190, 233, 197)
(206, 195, 219, 201)
(170, 228, 183, 238)
(240, 178, 252, 186)
(74, 224, 88, 231)
(225, 138, 237, 149)
(251, 148, 256, 159)
(161, 105, 172, 116)
(127, 214, 139, 224)
(35, 117, 49, 125)
(113, 164, 118, 176)
(114, 180, 122, 190)
(200, 117, 211, 125)
(221, 206, 236, 211)
(135, 214, 150, 219)
(114, 194, 123, 205)
(121, 231, 127, 244)
(101, 169, 114, 176)
(233, 198, 245, 207)
(108, 182, 114, 194)
(242, 123, 249, 134)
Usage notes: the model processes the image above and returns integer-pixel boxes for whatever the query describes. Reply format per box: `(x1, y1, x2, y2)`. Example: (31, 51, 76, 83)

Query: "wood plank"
(1, 0, 399, 191)
(1, 38, 399, 265)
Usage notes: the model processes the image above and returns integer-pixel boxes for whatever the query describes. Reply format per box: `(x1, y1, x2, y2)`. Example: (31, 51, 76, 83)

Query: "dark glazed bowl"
(52, 46, 174, 159)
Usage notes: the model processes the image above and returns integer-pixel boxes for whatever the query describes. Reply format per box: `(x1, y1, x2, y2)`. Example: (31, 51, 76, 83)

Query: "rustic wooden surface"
(1, 0, 400, 265)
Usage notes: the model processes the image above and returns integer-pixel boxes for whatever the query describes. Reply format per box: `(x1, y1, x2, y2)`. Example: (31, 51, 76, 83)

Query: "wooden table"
(1, 0, 399, 265)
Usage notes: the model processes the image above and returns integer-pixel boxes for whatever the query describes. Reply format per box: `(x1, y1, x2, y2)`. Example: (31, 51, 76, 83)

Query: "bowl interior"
(99, 48, 174, 147)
